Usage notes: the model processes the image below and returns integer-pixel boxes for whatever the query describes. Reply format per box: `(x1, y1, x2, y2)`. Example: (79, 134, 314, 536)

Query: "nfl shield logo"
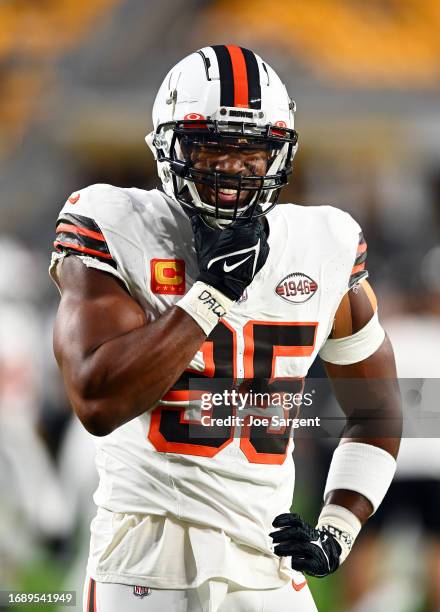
(133, 585, 152, 598)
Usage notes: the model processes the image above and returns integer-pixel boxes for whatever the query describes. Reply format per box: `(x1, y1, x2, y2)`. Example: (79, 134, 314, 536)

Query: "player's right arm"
(52, 189, 269, 437)
(53, 256, 206, 436)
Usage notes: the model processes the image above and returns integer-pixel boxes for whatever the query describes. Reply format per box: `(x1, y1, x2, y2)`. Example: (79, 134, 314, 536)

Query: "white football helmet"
(146, 45, 298, 227)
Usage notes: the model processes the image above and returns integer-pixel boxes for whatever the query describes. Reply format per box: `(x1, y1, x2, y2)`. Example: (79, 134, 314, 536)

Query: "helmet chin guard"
(146, 45, 298, 227)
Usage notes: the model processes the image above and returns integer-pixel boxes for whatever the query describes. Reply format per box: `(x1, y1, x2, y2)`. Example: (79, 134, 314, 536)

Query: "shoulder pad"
(58, 184, 132, 226)
(54, 184, 131, 269)
(322, 206, 368, 287)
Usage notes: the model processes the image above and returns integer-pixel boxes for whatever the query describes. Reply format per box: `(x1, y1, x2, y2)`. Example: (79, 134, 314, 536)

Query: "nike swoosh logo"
(207, 239, 261, 277)
(223, 254, 252, 272)
(291, 579, 307, 592)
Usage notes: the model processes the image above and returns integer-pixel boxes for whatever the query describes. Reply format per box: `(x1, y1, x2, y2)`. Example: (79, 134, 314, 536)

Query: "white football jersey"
(50, 184, 365, 588)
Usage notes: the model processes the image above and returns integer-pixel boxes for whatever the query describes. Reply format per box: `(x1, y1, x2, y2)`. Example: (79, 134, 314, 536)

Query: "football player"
(50, 45, 401, 611)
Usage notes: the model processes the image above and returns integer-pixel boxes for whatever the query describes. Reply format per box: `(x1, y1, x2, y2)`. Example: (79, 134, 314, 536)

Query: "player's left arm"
(321, 279, 401, 521)
(271, 279, 402, 577)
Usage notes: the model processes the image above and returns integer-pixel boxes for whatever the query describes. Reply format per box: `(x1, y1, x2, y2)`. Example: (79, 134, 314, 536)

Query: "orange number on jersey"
(240, 321, 317, 464)
(148, 322, 236, 457)
(148, 320, 318, 463)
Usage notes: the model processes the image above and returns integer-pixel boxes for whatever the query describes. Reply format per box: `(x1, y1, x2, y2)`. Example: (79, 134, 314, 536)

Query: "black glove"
(191, 215, 270, 301)
(270, 513, 342, 578)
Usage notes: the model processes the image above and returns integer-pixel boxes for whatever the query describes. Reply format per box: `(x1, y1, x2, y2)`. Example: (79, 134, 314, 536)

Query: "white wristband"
(176, 281, 233, 335)
(324, 442, 396, 514)
(317, 504, 362, 564)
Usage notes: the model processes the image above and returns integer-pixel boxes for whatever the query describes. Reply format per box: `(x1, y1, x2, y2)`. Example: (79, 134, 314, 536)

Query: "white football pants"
(83, 575, 317, 612)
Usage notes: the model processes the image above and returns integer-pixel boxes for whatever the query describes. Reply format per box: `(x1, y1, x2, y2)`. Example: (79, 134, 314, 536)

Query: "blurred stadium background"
(1, 1, 440, 610)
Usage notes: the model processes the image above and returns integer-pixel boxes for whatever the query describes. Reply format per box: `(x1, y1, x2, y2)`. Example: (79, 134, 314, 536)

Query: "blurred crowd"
(1, 1, 440, 611)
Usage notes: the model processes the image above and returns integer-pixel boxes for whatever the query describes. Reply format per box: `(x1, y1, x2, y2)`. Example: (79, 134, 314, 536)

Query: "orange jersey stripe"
(351, 262, 366, 274)
(161, 390, 209, 402)
(356, 242, 367, 255)
(162, 390, 191, 402)
(54, 240, 113, 260)
(227, 45, 249, 108)
(56, 222, 105, 242)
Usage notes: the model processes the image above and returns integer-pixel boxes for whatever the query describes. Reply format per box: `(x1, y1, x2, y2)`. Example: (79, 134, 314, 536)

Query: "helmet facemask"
(152, 119, 298, 227)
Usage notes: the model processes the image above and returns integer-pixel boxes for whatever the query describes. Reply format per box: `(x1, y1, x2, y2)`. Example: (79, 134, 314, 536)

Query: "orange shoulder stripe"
(56, 222, 105, 242)
(351, 262, 366, 274)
